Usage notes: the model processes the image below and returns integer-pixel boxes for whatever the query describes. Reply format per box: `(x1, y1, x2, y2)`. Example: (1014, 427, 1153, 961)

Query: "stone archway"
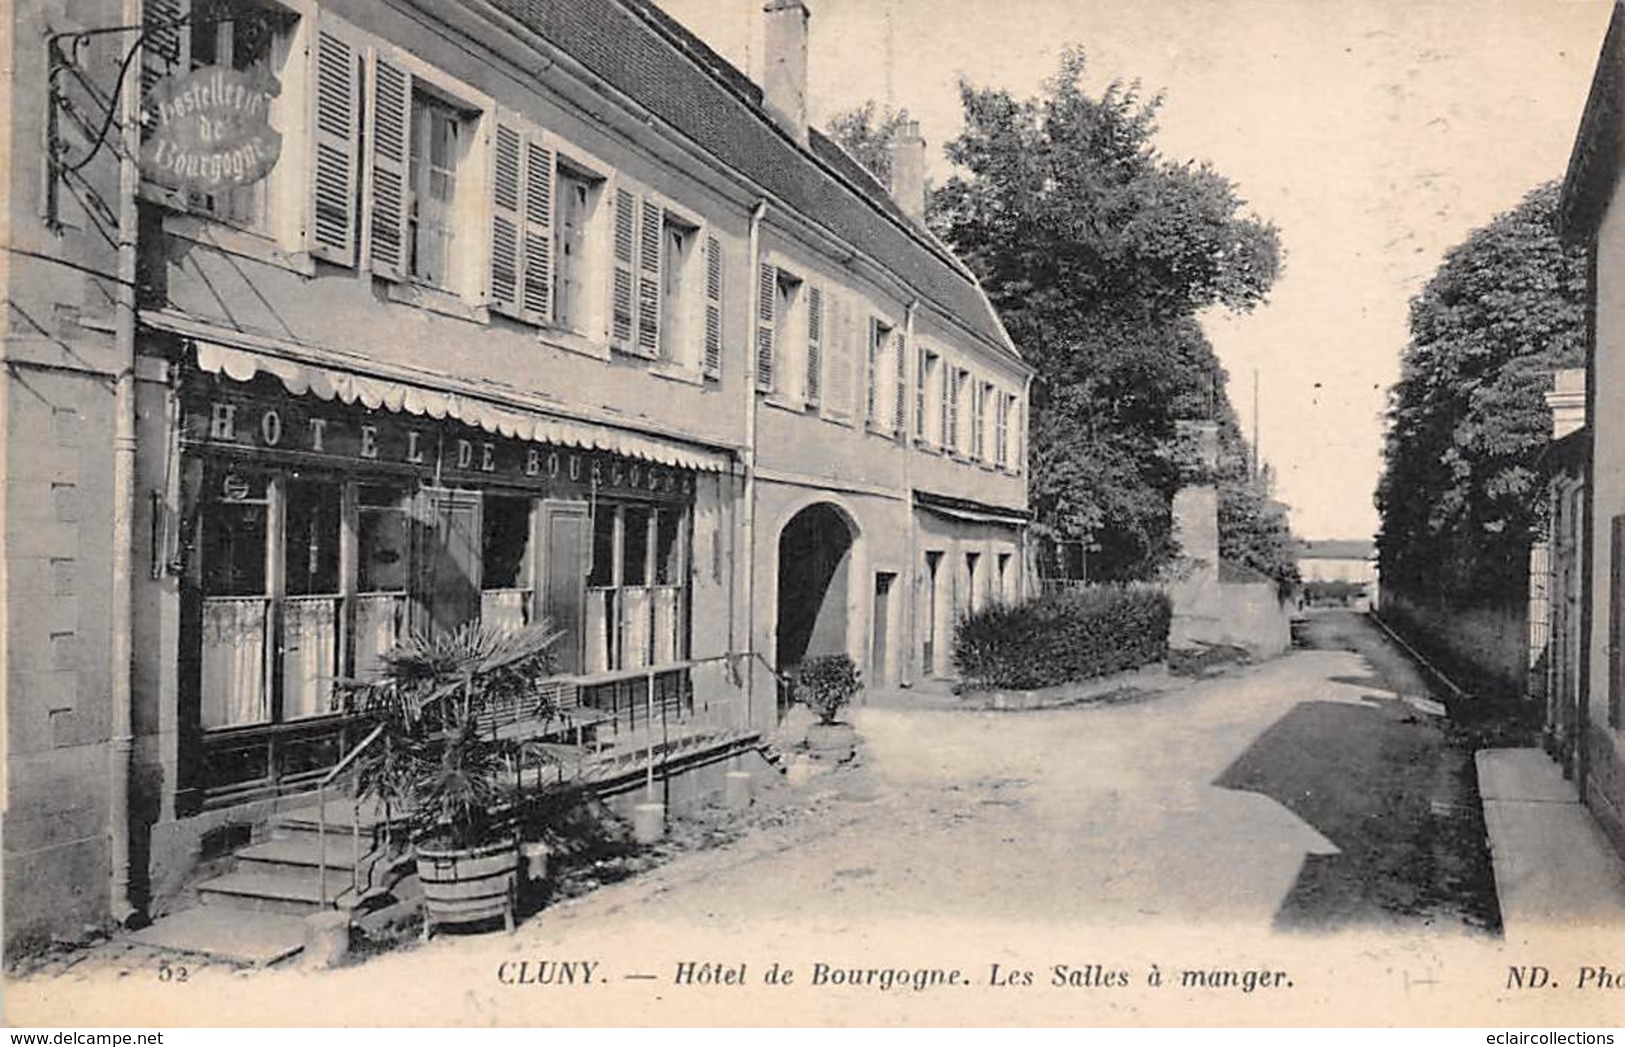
(775, 502, 857, 710)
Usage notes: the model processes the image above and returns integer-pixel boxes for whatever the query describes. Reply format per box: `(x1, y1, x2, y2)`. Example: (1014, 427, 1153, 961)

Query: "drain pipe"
(108, 0, 144, 927)
(901, 300, 918, 689)
(741, 199, 768, 723)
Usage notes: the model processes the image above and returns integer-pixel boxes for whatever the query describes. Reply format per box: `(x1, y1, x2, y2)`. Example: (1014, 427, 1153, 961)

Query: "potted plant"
(793, 653, 861, 760)
(341, 620, 563, 936)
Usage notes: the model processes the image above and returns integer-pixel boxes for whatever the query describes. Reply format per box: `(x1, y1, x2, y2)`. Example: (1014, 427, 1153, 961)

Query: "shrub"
(793, 653, 862, 724)
(953, 585, 1172, 691)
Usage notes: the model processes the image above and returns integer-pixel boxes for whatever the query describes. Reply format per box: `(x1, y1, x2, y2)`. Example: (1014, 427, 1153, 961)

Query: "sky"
(657, 0, 1613, 540)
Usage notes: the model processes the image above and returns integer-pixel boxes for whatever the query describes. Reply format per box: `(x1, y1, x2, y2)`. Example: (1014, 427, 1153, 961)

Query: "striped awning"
(149, 312, 733, 473)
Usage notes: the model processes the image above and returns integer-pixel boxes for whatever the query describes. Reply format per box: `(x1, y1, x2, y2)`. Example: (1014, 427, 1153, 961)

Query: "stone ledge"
(960, 662, 1174, 711)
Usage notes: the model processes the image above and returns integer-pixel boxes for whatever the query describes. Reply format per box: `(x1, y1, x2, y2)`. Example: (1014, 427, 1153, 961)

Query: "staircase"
(130, 798, 407, 966)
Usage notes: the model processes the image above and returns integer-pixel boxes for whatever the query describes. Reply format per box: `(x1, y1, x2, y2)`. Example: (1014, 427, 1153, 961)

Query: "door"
(411, 488, 481, 640)
(872, 572, 895, 688)
(542, 501, 589, 673)
(922, 552, 943, 676)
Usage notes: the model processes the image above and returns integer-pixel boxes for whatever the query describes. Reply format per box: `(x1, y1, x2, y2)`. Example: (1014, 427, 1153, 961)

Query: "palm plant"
(340, 620, 563, 850)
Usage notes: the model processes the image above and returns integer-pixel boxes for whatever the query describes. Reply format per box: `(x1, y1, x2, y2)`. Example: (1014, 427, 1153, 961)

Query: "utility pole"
(1252, 367, 1261, 484)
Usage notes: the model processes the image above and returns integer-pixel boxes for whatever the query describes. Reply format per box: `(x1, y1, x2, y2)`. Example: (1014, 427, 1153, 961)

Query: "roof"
(1559, 1, 1625, 240)
(1296, 539, 1376, 562)
(477, 0, 1019, 358)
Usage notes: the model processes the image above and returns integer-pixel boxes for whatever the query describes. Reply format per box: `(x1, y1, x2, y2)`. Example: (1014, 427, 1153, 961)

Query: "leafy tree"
(829, 50, 1288, 580)
(1376, 182, 1588, 602)
(825, 102, 915, 190)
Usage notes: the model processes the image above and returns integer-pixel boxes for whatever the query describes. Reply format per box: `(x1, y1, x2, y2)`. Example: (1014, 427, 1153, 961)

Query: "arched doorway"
(775, 503, 856, 713)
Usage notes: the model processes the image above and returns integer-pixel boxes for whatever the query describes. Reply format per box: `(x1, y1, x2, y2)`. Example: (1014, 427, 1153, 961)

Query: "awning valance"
(150, 314, 732, 473)
(913, 488, 1031, 527)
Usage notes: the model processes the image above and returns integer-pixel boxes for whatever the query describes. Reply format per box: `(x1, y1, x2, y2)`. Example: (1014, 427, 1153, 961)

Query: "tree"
(834, 49, 1286, 580)
(1376, 182, 1588, 603)
(825, 102, 915, 190)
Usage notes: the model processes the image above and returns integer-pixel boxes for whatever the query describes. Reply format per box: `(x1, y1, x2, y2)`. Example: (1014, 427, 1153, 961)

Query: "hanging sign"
(139, 65, 282, 191)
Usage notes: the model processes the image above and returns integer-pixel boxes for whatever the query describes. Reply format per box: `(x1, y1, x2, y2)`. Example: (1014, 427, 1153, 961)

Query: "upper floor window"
(952, 368, 971, 454)
(553, 162, 604, 333)
(660, 214, 699, 363)
(187, 1, 300, 233)
(867, 318, 894, 430)
(408, 90, 463, 289)
(996, 392, 1011, 467)
(362, 49, 490, 301)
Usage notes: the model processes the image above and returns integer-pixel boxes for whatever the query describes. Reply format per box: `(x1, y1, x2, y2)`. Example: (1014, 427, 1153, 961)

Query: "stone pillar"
(1168, 420, 1222, 649)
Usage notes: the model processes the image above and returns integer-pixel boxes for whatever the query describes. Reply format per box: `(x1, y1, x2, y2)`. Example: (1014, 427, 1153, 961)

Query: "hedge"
(953, 585, 1172, 691)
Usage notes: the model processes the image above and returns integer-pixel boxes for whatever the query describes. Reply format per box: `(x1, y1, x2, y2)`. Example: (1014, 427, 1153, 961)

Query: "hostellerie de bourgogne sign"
(139, 66, 282, 192)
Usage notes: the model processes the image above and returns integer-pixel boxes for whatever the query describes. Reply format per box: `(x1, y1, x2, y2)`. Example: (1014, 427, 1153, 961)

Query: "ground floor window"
(585, 501, 689, 673)
(193, 466, 690, 735)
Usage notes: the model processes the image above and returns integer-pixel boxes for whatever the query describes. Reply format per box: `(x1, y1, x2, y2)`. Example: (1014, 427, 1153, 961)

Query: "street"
(7, 610, 1515, 1027)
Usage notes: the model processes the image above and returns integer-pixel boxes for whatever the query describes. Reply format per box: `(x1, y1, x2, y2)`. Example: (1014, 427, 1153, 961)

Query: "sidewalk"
(1476, 748, 1625, 937)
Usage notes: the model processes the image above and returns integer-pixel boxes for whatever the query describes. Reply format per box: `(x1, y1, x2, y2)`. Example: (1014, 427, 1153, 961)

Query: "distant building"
(1557, 0, 1625, 861)
(1296, 538, 1378, 606)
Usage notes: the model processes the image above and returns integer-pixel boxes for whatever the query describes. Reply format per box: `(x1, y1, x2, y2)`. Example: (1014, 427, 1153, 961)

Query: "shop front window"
(585, 502, 688, 674)
(481, 494, 534, 634)
(355, 484, 411, 681)
(200, 470, 272, 729)
(281, 478, 341, 719)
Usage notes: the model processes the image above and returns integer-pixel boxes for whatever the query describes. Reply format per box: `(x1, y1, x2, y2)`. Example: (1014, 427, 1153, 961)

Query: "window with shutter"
(553, 162, 601, 334)
(611, 186, 636, 347)
(755, 263, 777, 392)
(309, 13, 361, 266)
(635, 198, 663, 357)
(824, 293, 853, 417)
(893, 329, 907, 437)
(940, 359, 952, 447)
(363, 50, 410, 280)
(702, 236, 723, 379)
(972, 380, 986, 459)
(490, 119, 554, 325)
(996, 393, 1010, 467)
(915, 347, 929, 440)
(806, 286, 823, 405)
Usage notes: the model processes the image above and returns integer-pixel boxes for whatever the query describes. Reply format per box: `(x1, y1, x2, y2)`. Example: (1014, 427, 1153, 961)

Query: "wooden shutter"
(702, 235, 723, 379)
(755, 263, 776, 392)
(865, 318, 879, 425)
(611, 186, 636, 347)
(635, 198, 663, 357)
(520, 137, 555, 323)
(142, 0, 189, 94)
(949, 371, 962, 452)
(309, 14, 361, 266)
(940, 359, 952, 446)
(996, 394, 1009, 466)
(489, 122, 523, 316)
(806, 286, 823, 405)
(364, 49, 411, 280)
(893, 329, 907, 436)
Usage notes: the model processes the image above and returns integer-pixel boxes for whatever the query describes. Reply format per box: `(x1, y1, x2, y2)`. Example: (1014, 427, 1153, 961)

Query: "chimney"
(887, 119, 927, 224)
(762, 0, 810, 144)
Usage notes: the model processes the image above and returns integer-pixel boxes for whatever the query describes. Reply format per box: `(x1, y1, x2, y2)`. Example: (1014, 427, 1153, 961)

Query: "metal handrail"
(307, 650, 785, 908)
(314, 721, 386, 910)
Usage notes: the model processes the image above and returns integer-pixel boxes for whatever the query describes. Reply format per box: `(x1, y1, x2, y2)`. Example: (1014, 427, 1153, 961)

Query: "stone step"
(196, 870, 346, 916)
(237, 837, 363, 872)
(129, 906, 309, 967)
(272, 797, 395, 833)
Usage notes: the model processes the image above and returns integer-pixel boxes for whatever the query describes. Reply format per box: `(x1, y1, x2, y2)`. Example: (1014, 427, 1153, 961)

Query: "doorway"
(872, 572, 896, 687)
(775, 503, 856, 711)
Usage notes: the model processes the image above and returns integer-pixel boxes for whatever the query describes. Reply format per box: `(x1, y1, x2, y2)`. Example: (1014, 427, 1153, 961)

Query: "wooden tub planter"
(417, 838, 519, 939)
